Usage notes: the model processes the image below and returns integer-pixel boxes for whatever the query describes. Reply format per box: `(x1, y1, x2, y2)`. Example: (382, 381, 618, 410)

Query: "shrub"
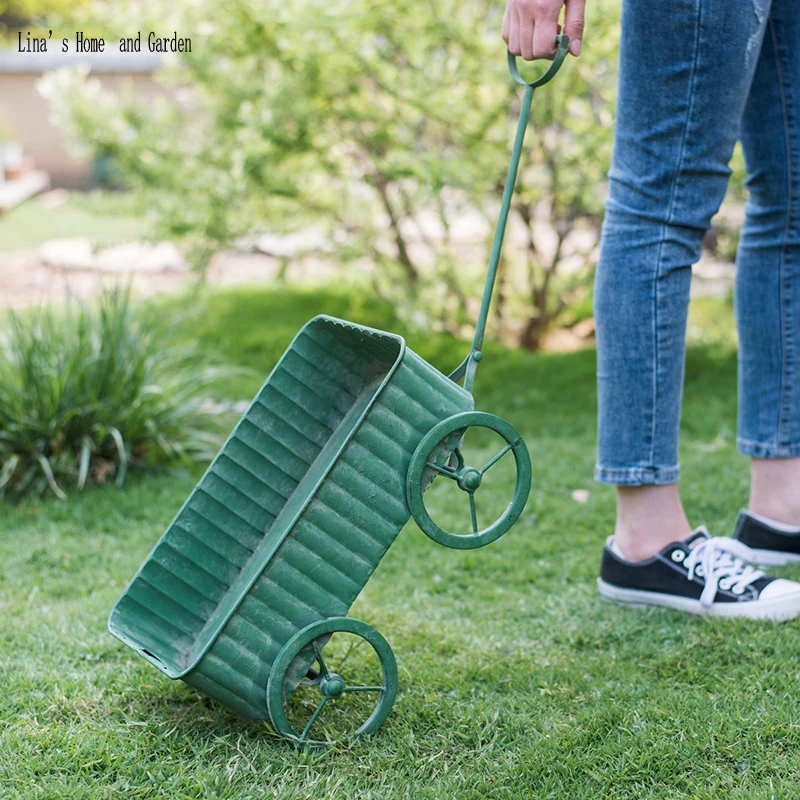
(0, 289, 230, 500)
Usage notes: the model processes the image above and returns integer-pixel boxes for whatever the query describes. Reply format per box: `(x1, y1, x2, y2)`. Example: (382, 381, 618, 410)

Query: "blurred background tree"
(0, 0, 81, 24)
(0, 0, 91, 40)
(43, 0, 619, 348)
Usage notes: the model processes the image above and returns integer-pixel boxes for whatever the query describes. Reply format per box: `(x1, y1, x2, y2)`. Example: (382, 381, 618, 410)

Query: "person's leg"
(612, 486, 689, 562)
(595, 0, 771, 560)
(734, 2, 800, 525)
(729, 2, 800, 563)
(595, 0, 800, 617)
(749, 459, 800, 522)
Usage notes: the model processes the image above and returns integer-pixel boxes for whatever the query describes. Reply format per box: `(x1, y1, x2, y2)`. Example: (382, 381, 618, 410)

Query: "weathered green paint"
(109, 44, 569, 744)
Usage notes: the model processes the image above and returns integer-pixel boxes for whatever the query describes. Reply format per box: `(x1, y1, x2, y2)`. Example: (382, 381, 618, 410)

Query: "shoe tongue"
(684, 526, 710, 549)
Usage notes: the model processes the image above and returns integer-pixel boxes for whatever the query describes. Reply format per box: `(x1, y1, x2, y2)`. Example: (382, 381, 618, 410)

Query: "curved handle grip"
(507, 34, 570, 88)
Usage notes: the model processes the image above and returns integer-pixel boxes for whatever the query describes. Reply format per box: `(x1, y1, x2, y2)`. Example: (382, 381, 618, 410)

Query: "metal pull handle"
(506, 34, 571, 88)
(450, 35, 570, 392)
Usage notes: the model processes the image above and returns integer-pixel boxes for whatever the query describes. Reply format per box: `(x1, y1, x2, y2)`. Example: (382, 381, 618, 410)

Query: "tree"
(43, 0, 619, 347)
(0, 0, 91, 34)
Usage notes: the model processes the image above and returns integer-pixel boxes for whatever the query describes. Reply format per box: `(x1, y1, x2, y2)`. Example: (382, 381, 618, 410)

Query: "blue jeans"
(594, 0, 800, 485)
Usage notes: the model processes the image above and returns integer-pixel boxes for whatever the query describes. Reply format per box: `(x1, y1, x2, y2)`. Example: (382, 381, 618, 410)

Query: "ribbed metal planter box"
(110, 316, 472, 723)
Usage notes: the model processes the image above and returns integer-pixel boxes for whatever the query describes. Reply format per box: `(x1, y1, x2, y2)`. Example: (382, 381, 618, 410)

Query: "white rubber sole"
(597, 578, 800, 621)
(745, 548, 800, 567)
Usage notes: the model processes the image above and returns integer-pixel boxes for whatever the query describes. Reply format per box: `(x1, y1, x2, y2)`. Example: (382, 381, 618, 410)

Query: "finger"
(519, 8, 535, 60)
(508, 7, 522, 55)
(531, 3, 560, 59)
(563, 0, 585, 55)
(502, 6, 510, 43)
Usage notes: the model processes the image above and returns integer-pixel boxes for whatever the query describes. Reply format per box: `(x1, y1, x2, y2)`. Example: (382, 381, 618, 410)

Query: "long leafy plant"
(0, 289, 229, 499)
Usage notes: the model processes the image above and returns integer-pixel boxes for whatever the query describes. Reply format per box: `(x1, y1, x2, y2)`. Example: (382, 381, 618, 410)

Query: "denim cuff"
(594, 464, 680, 486)
(737, 439, 800, 459)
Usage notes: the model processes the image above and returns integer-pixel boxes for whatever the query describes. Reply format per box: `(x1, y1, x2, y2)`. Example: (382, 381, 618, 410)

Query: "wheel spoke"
(300, 696, 329, 740)
(343, 685, 386, 693)
(480, 442, 515, 475)
(312, 641, 330, 677)
(426, 461, 458, 479)
(469, 493, 478, 535)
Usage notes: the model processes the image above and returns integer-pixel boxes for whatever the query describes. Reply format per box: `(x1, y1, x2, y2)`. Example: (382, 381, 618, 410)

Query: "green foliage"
(713, 218, 741, 263)
(727, 142, 748, 203)
(687, 294, 737, 348)
(0, 0, 87, 22)
(0, 0, 92, 43)
(2, 286, 798, 798)
(44, 0, 619, 347)
(0, 288, 232, 500)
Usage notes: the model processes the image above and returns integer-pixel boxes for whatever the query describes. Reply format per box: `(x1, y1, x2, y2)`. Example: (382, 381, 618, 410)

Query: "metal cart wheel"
(406, 411, 532, 550)
(267, 617, 398, 746)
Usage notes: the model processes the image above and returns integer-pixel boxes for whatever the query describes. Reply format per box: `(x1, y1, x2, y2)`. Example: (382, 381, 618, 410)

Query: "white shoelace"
(684, 536, 765, 606)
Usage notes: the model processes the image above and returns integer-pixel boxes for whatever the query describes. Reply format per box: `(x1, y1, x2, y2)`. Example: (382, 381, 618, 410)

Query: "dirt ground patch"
(0, 249, 287, 310)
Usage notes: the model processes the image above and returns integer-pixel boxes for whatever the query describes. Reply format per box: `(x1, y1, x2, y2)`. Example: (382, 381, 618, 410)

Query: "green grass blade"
(108, 427, 128, 487)
(34, 453, 68, 501)
(0, 454, 20, 490)
(77, 437, 92, 490)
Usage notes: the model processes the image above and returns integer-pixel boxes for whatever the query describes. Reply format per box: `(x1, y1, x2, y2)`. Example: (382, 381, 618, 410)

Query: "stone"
(94, 241, 186, 273)
(39, 237, 94, 269)
(39, 238, 187, 273)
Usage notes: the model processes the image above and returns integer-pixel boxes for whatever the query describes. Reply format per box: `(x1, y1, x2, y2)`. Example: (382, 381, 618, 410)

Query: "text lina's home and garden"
(17, 31, 192, 54)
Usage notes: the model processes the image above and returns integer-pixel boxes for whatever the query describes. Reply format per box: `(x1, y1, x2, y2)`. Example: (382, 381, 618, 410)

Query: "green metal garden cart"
(109, 40, 570, 745)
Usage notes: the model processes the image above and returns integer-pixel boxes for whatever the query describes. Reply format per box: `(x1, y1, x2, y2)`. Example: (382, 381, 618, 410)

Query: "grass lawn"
(2, 287, 798, 799)
(0, 192, 150, 253)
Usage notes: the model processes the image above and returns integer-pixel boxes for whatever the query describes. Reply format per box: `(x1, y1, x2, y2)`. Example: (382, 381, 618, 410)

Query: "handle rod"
(471, 83, 533, 354)
(454, 35, 570, 394)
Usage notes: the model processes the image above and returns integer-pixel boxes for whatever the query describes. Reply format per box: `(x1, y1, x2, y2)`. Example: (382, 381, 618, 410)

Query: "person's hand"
(502, 0, 585, 60)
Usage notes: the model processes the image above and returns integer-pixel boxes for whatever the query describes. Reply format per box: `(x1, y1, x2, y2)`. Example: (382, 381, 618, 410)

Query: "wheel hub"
(320, 673, 346, 698)
(457, 467, 482, 493)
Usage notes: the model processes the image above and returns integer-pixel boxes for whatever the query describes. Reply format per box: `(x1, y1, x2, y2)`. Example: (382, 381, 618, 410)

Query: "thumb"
(563, 0, 585, 55)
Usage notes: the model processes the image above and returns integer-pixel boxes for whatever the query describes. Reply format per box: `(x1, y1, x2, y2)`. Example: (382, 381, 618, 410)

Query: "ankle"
(750, 458, 800, 528)
(746, 502, 800, 530)
(612, 484, 691, 561)
(613, 521, 691, 562)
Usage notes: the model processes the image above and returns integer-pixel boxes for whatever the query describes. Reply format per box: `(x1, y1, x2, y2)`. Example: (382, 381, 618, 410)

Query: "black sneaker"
(597, 527, 800, 620)
(733, 510, 800, 567)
